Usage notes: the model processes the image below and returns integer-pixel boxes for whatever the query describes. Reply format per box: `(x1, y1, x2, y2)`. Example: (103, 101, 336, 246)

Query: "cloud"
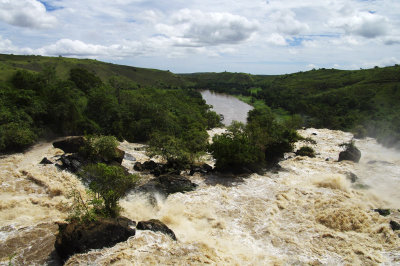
(330, 11, 388, 38)
(383, 36, 400, 45)
(34, 39, 143, 58)
(265, 33, 287, 46)
(156, 9, 259, 47)
(0, 0, 57, 29)
(270, 9, 309, 36)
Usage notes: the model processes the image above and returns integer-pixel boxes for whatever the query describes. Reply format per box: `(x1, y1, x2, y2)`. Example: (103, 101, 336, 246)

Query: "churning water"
(1, 129, 399, 265)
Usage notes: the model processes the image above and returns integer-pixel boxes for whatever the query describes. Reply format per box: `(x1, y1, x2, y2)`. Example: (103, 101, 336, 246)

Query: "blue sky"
(0, 0, 399, 74)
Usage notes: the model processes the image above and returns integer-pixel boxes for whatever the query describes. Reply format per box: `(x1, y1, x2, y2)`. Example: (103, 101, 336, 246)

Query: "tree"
(78, 163, 139, 217)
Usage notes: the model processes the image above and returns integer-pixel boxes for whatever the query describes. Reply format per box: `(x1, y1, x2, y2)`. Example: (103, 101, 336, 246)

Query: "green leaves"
(78, 163, 139, 218)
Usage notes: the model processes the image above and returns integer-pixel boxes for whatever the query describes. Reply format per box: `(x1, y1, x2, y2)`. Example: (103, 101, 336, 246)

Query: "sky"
(0, 0, 399, 74)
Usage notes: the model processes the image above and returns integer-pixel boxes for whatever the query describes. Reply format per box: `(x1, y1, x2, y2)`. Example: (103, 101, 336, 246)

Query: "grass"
(0, 54, 186, 88)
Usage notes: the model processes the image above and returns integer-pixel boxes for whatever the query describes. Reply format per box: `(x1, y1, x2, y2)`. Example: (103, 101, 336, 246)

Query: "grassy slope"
(0, 54, 186, 87)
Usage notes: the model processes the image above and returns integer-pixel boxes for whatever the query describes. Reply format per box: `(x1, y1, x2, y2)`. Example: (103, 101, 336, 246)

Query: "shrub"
(78, 163, 139, 217)
(80, 135, 119, 162)
(296, 146, 316, 157)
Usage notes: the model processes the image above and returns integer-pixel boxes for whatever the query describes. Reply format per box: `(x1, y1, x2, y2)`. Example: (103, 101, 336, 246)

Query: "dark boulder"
(390, 220, 400, 231)
(138, 174, 197, 196)
(56, 154, 85, 173)
(55, 217, 135, 262)
(39, 157, 53, 165)
(189, 163, 213, 176)
(136, 219, 177, 240)
(134, 161, 180, 176)
(374, 209, 391, 216)
(338, 145, 361, 163)
(53, 137, 85, 153)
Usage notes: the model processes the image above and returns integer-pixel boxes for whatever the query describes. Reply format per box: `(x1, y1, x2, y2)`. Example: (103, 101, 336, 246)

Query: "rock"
(53, 137, 86, 153)
(189, 163, 213, 176)
(134, 162, 144, 171)
(346, 172, 358, 183)
(55, 217, 135, 262)
(138, 174, 197, 196)
(39, 157, 53, 165)
(338, 144, 361, 163)
(134, 161, 180, 176)
(374, 209, 391, 216)
(390, 221, 400, 231)
(56, 154, 85, 173)
(136, 219, 177, 240)
(110, 148, 125, 164)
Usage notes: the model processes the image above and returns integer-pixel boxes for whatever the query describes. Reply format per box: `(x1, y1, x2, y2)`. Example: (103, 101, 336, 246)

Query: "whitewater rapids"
(1, 129, 399, 265)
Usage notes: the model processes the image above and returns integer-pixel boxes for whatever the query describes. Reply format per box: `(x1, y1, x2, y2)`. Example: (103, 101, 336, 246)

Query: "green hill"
(181, 66, 400, 147)
(0, 54, 186, 88)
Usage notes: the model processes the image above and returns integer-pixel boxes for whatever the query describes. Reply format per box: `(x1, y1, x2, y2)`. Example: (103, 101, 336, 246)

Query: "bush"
(0, 122, 37, 152)
(209, 121, 264, 170)
(295, 146, 316, 157)
(78, 163, 139, 217)
(80, 135, 119, 162)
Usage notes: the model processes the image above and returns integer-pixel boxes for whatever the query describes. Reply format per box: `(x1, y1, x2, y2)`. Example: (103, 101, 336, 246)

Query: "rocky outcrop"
(136, 219, 177, 240)
(138, 174, 197, 196)
(189, 163, 213, 175)
(53, 137, 86, 153)
(374, 209, 391, 216)
(134, 161, 180, 176)
(56, 154, 85, 173)
(338, 144, 361, 163)
(39, 157, 53, 165)
(390, 220, 400, 231)
(55, 217, 136, 262)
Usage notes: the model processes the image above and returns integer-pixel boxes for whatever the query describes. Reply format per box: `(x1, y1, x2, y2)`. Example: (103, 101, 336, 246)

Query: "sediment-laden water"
(1, 129, 399, 265)
(200, 90, 253, 125)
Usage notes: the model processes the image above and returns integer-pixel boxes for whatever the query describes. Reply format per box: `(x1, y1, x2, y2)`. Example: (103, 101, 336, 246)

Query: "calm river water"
(200, 90, 253, 125)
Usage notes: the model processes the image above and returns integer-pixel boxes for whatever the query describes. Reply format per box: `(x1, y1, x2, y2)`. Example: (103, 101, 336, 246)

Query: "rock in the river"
(138, 174, 197, 196)
(39, 157, 53, 165)
(390, 220, 400, 231)
(136, 219, 177, 240)
(374, 209, 391, 216)
(338, 144, 361, 163)
(53, 137, 86, 153)
(56, 154, 85, 173)
(55, 217, 136, 262)
(134, 161, 180, 176)
(189, 163, 213, 175)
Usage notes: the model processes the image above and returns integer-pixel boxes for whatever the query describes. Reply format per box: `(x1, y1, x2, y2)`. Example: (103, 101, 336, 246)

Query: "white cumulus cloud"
(330, 11, 389, 38)
(0, 0, 57, 29)
(157, 9, 259, 47)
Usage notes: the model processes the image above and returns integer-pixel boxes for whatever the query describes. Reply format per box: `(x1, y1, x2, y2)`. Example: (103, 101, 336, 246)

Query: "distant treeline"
(181, 66, 400, 148)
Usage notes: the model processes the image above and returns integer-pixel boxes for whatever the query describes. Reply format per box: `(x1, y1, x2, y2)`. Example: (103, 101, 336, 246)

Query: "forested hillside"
(0, 55, 220, 157)
(182, 66, 400, 147)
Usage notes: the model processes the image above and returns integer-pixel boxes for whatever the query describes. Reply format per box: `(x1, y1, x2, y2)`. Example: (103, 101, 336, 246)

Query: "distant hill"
(180, 66, 400, 147)
(0, 54, 186, 88)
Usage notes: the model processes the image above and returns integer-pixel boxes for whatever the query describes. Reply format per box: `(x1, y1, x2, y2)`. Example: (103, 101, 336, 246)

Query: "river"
(1, 93, 400, 265)
(200, 90, 253, 125)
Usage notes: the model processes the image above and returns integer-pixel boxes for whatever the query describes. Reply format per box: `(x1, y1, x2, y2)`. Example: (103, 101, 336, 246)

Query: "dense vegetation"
(0, 63, 221, 156)
(209, 108, 299, 171)
(182, 66, 400, 148)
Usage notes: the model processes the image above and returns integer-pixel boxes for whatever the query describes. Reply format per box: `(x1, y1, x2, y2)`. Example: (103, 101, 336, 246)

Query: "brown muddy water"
(200, 90, 253, 125)
(1, 128, 400, 265)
